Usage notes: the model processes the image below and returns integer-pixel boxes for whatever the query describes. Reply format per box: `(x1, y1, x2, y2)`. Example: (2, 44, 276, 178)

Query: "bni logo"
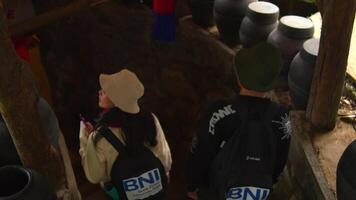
(226, 186, 270, 200)
(122, 168, 163, 199)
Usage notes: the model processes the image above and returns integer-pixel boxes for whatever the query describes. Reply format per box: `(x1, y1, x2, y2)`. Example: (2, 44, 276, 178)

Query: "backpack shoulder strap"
(100, 126, 126, 153)
(261, 101, 281, 138)
(232, 100, 249, 137)
(263, 102, 278, 123)
(261, 102, 279, 173)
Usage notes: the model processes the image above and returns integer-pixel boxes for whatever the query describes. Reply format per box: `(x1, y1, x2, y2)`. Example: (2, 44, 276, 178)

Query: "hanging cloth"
(11, 37, 32, 63)
(152, 0, 176, 41)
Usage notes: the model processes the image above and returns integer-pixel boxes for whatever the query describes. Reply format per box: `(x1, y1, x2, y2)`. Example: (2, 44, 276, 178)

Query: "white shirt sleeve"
(150, 114, 172, 173)
(78, 122, 110, 184)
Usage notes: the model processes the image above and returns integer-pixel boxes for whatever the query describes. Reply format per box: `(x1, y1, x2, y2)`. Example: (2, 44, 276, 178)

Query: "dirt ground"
(312, 90, 356, 195)
(312, 120, 356, 195)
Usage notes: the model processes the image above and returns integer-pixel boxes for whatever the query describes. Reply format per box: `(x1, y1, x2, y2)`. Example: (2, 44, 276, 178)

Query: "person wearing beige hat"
(79, 69, 172, 200)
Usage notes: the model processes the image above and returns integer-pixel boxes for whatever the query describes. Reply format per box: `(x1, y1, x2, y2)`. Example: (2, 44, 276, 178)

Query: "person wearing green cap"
(186, 43, 291, 200)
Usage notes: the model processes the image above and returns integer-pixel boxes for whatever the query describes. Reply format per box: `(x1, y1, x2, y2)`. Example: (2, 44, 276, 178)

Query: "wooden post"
(306, 0, 356, 131)
(0, 2, 65, 190)
(315, 0, 330, 16)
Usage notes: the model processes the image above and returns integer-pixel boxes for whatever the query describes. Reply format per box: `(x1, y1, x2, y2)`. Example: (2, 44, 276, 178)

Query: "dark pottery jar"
(337, 140, 356, 200)
(188, 0, 215, 27)
(0, 118, 22, 167)
(0, 165, 57, 200)
(288, 38, 319, 110)
(267, 15, 314, 78)
(239, 1, 279, 47)
(214, 0, 257, 45)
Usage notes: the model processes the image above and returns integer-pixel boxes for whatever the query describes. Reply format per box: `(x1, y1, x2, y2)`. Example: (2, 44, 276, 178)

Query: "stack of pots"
(188, 0, 215, 27)
(239, 1, 279, 48)
(214, 0, 257, 45)
(267, 15, 314, 80)
(288, 38, 319, 110)
(0, 165, 57, 200)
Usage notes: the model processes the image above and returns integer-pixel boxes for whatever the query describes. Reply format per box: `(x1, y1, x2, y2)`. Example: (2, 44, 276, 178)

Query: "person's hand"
(187, 190, 198, 200)
(80, 121, 94, 137)
(84, 122, 94, 136)
(166, 172, 170, 184)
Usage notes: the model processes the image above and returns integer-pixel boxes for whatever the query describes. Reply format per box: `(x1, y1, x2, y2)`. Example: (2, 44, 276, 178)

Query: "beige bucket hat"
(99, 69, 144, 114)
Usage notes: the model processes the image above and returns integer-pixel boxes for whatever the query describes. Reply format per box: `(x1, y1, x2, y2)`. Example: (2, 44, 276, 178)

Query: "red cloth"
(153, 0, 176, 14)
(11, 37, 32, 63)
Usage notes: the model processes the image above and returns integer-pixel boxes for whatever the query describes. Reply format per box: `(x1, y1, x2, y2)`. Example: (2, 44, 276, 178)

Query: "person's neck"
(239, 87, 266, 98)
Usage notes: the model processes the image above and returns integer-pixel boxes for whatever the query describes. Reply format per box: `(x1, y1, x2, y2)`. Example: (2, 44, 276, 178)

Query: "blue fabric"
(152, 13, 175, 42)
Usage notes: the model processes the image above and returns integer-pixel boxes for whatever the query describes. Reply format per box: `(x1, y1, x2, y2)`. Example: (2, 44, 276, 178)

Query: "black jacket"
(186, 95, 291, 192)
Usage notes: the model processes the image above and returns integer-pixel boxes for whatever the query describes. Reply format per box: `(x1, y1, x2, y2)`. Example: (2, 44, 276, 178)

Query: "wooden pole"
(306, 0, 356, 131)
(9, 0, 111, 38)
(0, 2, 65, 190)
(315, 0, 330, 16)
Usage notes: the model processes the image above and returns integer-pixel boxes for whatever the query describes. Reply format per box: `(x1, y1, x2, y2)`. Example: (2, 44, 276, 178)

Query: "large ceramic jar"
(267, 15, 314, 78)
(239, 1, 279, 47)
(337, 140, 356, 200)
(0, 119, 21, 167)
(0, 165, 56, 200)
(188, 0, 215, 27)
(214, 0, 257, 45)
(288, 38, 319, 110)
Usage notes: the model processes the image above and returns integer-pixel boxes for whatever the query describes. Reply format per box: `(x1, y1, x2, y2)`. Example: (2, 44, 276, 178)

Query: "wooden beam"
(306, 0, 356, 131)
(0, 2, 65, 190)
(9, 0, 111, 38)
(316, 0, 330, 16)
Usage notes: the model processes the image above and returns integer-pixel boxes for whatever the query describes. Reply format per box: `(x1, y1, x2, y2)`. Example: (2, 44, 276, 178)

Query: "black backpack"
(100, 127, 167, 200)
(210, 103, 277, 200)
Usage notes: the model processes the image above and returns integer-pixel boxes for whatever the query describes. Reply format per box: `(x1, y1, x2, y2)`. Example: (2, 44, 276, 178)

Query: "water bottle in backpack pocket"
(100, 127, 167, 200)
(210, 104, 277, 200)
(103, 183, 120, 200)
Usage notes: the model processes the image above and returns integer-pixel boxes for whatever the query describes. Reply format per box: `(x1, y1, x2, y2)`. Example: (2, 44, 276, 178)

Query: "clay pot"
(288, 38, 319, 109)
(267, 15, 314, 78)
(239, 1, 279, 47)
(214, 0, 257, 45)
(337, 140, 356, 200)
(0, 165, 56, 200)
(188, 0, 215, 27)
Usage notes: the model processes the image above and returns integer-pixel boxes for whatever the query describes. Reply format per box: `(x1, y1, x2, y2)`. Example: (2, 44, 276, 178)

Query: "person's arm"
(150, 114, 172, 174)
(186, 104, 221, 194)
(79, 122, 110, 184)
(272, 110, 291, 184)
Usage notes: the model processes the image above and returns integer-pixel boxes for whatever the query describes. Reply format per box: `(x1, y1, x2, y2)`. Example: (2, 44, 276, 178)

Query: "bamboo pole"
(0, 2, 65, 190)
(9, 0, 112, 38)
(306, 0, 356, 131)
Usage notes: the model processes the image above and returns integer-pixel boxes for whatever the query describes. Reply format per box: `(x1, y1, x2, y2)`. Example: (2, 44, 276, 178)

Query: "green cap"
(234, 42, 283, 92)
